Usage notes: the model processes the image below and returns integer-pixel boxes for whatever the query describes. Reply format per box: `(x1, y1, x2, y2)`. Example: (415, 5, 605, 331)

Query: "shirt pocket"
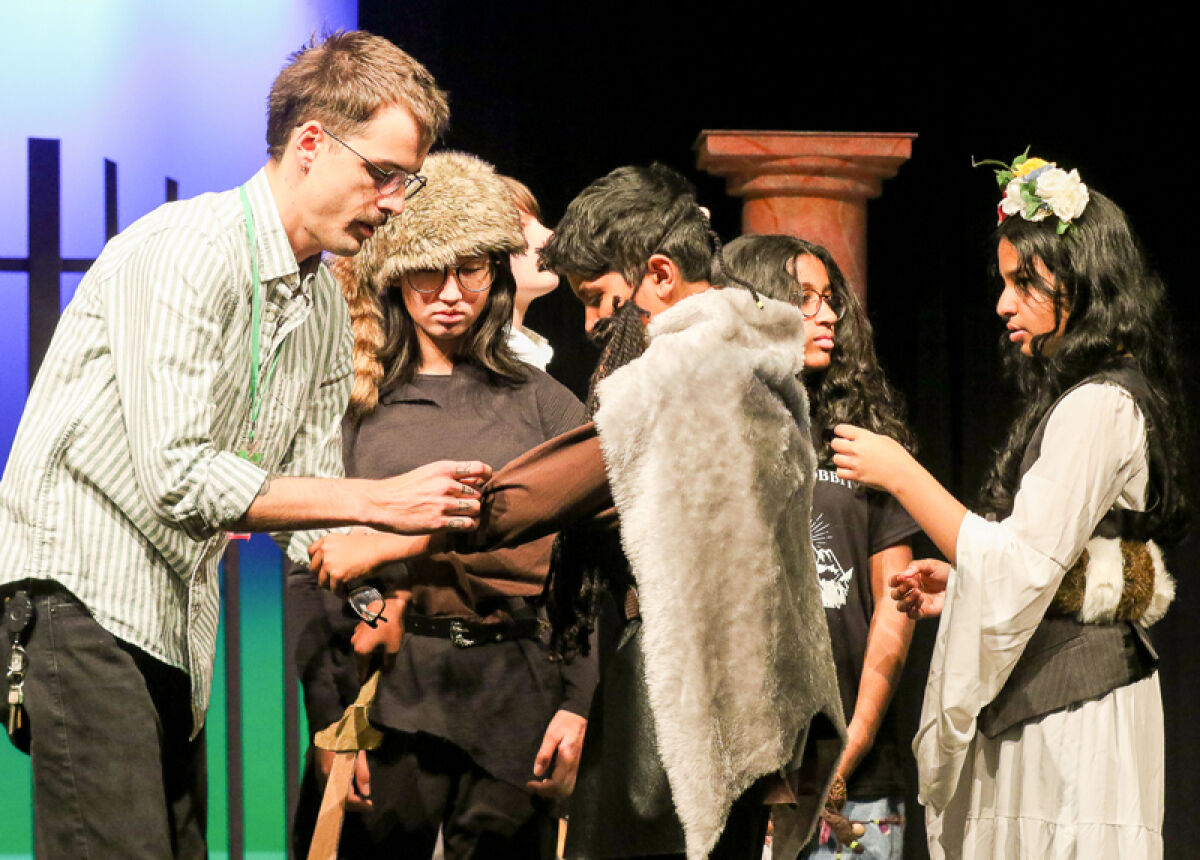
(262, 370, 311, 464)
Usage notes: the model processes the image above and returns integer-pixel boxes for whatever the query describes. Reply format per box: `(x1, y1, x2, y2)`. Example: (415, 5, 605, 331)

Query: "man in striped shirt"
(0, 32, 487, 858)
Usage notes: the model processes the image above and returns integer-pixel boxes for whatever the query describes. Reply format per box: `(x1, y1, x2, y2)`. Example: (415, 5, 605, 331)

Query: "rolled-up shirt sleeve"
(105, 227, 268, 541)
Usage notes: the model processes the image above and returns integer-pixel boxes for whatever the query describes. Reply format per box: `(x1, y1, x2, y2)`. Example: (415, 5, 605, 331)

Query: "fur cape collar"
(594, 287, 845, 859)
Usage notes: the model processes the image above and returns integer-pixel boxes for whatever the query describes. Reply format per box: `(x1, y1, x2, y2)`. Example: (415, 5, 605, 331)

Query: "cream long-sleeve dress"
(917, 382, 1164, 859)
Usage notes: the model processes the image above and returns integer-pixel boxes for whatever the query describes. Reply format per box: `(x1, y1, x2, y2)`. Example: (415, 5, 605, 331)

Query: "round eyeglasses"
(404, 258, 496, 294)
(798, 288, 845, 320)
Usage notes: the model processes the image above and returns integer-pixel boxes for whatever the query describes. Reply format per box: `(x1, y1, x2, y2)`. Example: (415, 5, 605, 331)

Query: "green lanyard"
(237, 185, 281, 464)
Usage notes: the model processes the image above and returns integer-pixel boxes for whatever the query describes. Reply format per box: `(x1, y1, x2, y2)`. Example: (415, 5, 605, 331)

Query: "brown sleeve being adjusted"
(460, 422, 616, 551)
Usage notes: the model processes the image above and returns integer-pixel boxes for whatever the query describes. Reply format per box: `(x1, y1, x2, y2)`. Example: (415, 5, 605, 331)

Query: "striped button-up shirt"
(0, 169, 352, 734)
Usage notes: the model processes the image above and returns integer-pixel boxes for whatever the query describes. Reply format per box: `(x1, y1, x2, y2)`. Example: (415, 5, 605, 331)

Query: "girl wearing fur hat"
(292, 151, 593, 860)
(723, 235, 918, 860)
(831, 157, 1187, 858)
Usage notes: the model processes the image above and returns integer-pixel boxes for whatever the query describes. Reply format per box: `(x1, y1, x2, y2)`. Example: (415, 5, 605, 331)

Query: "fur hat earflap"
(354, 150, 526, 292)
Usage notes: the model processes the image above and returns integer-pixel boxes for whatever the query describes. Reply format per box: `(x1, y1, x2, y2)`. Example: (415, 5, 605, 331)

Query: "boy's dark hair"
(540, 163, 714, 286)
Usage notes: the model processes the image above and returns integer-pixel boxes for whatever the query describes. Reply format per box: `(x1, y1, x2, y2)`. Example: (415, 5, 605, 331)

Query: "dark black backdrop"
(360, 3, 1198, 855)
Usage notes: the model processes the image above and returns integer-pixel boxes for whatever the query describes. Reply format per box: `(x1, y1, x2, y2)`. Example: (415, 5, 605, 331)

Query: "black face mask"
(585, 296, 650, 417)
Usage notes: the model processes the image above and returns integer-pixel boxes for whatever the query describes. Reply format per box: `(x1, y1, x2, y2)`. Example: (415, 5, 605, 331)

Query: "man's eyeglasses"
(798, 288, 845, 320)
(323, 127, 427, 199)
(404, 257, 496, 294)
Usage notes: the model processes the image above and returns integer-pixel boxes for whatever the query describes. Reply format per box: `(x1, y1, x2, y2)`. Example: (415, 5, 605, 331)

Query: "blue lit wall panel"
(0, 274, 29, 462)
(2, 1, 357, 857)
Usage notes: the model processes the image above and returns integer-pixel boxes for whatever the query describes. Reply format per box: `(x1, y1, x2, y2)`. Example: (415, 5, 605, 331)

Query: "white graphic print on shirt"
(811, 511, 854, 608)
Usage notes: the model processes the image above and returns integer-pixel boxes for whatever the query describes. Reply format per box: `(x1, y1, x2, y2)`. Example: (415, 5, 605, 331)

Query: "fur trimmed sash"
(1051, 536, 1174, 625)
(594, 288, 845, 860)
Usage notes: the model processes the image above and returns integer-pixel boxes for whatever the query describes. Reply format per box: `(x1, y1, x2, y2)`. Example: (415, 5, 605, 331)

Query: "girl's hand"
(888, 558, 951, 619)
(830, 424, 914, 493)
(309, 532, 388, 594)
(351, 595, 408, 681)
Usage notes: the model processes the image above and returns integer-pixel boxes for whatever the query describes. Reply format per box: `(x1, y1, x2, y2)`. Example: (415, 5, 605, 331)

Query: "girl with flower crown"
(829, 157, 1188, 858)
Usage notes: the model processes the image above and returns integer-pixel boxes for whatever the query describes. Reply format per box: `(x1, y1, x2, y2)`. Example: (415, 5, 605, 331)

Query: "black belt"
(404, 613, 544, 649)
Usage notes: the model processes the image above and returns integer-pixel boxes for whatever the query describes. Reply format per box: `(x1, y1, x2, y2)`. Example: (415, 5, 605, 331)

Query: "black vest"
(977, 361, 1161, 738)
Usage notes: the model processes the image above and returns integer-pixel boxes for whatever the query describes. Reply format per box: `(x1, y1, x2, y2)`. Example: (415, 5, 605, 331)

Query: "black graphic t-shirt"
(812, 468, 920, 797)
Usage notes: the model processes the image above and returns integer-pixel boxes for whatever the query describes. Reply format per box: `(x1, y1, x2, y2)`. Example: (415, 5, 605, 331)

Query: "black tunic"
(296, 362, 595, 788)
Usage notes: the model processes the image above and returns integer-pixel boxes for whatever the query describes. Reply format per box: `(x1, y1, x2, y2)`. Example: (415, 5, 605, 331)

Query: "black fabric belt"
(404, 613, 544, 648)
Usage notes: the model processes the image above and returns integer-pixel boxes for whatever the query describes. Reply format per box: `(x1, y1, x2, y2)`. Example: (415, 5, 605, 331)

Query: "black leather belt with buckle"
(404, 613, 545, 649)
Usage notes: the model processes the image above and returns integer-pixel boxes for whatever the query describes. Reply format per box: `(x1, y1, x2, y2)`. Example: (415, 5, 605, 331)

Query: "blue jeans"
(797, 796, 904, 860)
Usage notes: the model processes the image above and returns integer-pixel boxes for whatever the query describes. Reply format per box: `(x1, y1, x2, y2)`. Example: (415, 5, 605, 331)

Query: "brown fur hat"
(354, 150, 526, 291)
(333, 150, 526, 413)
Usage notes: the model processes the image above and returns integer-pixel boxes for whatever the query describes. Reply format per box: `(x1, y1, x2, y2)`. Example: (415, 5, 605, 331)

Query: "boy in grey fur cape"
(310, 164, 846, 860)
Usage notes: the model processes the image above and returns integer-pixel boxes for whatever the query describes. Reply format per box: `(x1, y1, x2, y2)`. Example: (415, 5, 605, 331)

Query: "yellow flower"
(1012, 157, 1051, 178)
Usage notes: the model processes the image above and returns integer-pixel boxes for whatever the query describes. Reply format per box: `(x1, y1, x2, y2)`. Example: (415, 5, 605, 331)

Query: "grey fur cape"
(593, 287, 846, 860)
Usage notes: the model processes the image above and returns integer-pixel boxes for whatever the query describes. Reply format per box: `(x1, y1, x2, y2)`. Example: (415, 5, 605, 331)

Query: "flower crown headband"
(974, 149, 1090, 234)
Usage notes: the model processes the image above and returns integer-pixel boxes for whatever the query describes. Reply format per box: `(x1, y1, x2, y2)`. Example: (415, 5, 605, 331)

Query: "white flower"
(1000, 178, 1026, 217)
(1036, 167, 1090, 222)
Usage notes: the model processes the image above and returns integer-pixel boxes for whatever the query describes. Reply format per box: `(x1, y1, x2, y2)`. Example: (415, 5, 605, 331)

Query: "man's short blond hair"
(266, 30, 449, 159)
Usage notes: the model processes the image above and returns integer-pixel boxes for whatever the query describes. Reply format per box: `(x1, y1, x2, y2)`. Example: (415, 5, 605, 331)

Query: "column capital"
(695, 130, 916, 199)
(694, 131, 915, 299)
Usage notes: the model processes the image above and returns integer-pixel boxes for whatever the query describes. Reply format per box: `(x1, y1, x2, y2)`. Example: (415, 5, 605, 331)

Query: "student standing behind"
(0, 32, 490, 859)
(502, 176, 560, 370)
(310, 165, 848, 860)
(725, 236, 918, 860)
(294, 151, 594, 859)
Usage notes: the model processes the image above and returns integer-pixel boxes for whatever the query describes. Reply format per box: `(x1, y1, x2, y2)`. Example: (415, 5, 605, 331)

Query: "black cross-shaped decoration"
(0, 138, 177, 387)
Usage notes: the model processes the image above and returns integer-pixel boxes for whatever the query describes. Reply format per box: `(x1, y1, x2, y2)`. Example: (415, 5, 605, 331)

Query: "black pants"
(293, 729, 557, 860)
(1, 582, 207, 859)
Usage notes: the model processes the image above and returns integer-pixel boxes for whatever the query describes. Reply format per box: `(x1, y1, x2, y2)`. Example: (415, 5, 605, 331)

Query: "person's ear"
(290, 120, 323, 174)
(645, 253, 681, 302)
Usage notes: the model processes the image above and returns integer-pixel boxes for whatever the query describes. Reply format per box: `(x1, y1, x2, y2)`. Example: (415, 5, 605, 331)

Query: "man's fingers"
(442, 517, 477, 531)
(451, 497, 481, 515)
(452, 460, 492, 481)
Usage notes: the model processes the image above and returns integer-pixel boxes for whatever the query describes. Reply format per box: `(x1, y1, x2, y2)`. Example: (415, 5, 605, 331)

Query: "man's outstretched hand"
(367, 460, 491, 534)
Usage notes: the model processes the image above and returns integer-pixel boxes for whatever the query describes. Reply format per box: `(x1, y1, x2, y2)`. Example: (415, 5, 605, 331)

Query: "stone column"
(695, 131, 915, 298)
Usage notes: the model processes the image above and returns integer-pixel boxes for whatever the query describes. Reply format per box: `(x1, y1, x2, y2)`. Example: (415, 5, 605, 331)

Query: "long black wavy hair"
(376, 254, 528, 390)
(978, 190, 1190, 541)
(723, 234, 915, 463)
